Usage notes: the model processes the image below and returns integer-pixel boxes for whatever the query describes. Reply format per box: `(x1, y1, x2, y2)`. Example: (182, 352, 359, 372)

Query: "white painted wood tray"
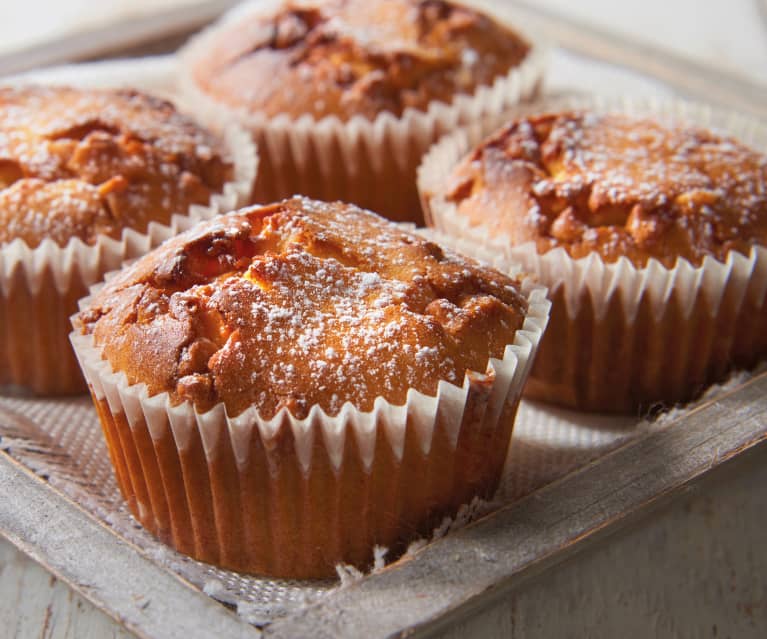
(1, 3, 767, 638)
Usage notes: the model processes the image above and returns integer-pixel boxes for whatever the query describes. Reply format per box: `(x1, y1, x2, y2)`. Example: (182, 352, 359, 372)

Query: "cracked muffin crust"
(422, 105, 767, 412)
(0, 85, 234, 248)
(76, 196, 527, 419)
(190, 0, 530, 121)
(71, 197, 547, 577)
(442, 111, 767, 267)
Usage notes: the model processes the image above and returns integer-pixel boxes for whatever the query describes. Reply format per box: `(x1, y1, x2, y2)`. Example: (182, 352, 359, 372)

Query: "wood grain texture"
(758, 0, 767, 37)
(0, 538, 136, 639)
(0, 1, 236, 76)
(262, 372, 767, 638)
(0, 454, 260, 639)
(533, 0, 767, 85)
(437, 444, 767, 639)
(499, 0, 767, 119)
(1, 3, 767, 635)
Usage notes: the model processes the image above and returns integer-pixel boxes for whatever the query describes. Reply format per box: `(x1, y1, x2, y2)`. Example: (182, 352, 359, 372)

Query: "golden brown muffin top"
(0, 85, 234, 249)
(441, 111, 767, 267)
(191, 0, 530, 120)
(75, 197, 527, 418)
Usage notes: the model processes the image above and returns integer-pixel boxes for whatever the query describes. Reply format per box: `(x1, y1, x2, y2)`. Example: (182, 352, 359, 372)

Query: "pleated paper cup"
(418, 95, 767, 413)
(69, 239, 549, 579)
(177, 0, 547, 224)
(0, 125, 257, 395)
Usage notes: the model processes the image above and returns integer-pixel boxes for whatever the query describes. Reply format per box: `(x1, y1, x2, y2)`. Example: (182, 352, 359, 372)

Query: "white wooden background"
(0, 0, 204, 56)
(1, 1, 766, 637)
(537, 0, 767, 84)
(2, 0, 767, 82)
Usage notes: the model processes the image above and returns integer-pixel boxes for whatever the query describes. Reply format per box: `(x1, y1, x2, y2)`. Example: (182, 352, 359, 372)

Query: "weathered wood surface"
(260, 373, 767, 638)
(1, 1, 767, 638)
(531, 0, 767, 84)
(4, 406, 765, 639)
(0, 539, 136, 639)
(0, 1, 236, 76)
(0, 454, 259, 639)
(438, 443, 767, 639)
(499, 0, 767, 119)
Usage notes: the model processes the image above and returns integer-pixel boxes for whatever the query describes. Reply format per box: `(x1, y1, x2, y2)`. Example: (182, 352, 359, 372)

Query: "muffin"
(419, 98, 767, 413)
(70, 196, 549, 578)
(179, 0, 544, 223)
(0, 85, 256, 394)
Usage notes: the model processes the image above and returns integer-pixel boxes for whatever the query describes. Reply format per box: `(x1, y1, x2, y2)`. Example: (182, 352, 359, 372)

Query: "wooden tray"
(1, 3, 767, 638)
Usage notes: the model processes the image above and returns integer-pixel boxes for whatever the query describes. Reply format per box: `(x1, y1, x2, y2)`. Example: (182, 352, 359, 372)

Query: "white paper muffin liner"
(68, 226, 550, 578)
(0, 123, 258, 395)
(176, 0, 548, 223)
(418, 95, 767, 412)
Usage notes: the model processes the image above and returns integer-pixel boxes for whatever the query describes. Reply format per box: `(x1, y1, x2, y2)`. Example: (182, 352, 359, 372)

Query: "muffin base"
(523, 249, 767, 412)
(90, 392, 516, 578)
(0, 264, 88, 394)
(71, 274, 549, 578)
(418, 95, 767, 413)
(0, 124, 257, 396)
(178, 3, 547, 223)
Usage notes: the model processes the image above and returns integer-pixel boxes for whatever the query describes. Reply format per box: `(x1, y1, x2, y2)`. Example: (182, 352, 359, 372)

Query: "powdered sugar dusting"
(448, 111, 767, 267)
(193, 0, 530, 120)
(0, 85, 233, 248)
(80, 197, 527, 419)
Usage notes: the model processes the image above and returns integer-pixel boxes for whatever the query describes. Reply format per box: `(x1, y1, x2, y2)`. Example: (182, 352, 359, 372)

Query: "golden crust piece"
(191, 0, 529, 120)
(75, 197, 527, 418)
(0, 85, 234, 248)
(443, 111, 767, 267)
